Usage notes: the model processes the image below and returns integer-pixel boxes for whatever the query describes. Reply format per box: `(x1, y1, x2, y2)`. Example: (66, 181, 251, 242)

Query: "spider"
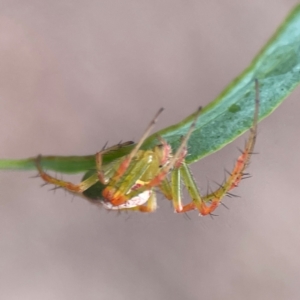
(35, 80, 259, 215)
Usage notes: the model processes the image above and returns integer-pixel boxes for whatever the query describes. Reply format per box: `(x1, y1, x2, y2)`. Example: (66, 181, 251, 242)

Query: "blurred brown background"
(0, 1, 300, 299)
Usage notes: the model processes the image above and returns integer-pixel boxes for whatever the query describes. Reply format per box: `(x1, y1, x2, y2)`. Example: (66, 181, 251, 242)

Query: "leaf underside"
(1, 4, 300, 173)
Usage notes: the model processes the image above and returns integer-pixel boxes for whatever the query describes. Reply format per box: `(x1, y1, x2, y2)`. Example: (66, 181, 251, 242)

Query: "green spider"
(36, 81, 259, 215)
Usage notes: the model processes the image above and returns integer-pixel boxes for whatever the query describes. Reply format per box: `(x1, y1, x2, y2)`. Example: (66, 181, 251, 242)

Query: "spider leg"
(97, 108, 164, 207)
(158, 178, 173, 201)
(103, 108, 164, 186)
(159, 168, 185, 212)
(175, 162, 205, 213)
(35, 155, 99, 194)
(102, 151, 153, 206)
(142, 106, 202, 190)
(179, 79, 260, 215)
(95, 141, 135, 184)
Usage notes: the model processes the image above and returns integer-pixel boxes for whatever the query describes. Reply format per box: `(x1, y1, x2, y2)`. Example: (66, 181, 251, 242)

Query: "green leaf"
(1, 4, 300, 173)
(0, 146, 134, 174)
(143, 4, 300, 164)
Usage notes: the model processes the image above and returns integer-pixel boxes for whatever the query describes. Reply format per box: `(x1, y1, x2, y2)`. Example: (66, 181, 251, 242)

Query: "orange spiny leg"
(100, 150, 154, 206)
(140, 107, 202, 192)
(99, 108, 164, 187)
(35, 142, 133, 195)
(35, 155, 99, 194)
(158, 168, 185, 212)
(178, 79, 260, 216)
(35, 141, 134, 196)
(173, 162, 205, 214)
(102, 133, 174, 208)
(99, 108, 167, 207)
(93, 141, 135, 185)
